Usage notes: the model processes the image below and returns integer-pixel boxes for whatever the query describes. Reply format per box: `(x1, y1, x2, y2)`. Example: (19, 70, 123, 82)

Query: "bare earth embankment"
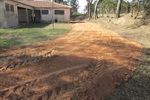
(0, 23, 143, 100)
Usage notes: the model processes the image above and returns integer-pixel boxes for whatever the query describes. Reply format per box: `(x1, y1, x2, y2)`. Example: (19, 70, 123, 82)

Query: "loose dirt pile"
(0, 23, 143, 100)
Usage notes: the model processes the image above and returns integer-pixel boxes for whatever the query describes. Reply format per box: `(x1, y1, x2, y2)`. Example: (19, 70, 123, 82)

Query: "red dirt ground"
(0, 23, 143, 100)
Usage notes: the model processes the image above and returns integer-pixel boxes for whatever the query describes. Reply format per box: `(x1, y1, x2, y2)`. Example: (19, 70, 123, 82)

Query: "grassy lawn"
(107, 30, 150, 100)
(0, 23, 72, 48)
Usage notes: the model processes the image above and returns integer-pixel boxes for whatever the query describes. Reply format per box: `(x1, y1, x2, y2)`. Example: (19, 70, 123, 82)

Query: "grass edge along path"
(0, 23, 72, 48)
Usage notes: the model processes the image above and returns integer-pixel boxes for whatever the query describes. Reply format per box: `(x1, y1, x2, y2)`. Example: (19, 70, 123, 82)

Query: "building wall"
(4, 0, 19, 27)
(1, 0, 70, 27)
(53, 8, 70, 22)
(0, 0, 7, 27)
(39, 8, 70, 23)
(1, 0, 33, 28)
(40, 9, 51, 22)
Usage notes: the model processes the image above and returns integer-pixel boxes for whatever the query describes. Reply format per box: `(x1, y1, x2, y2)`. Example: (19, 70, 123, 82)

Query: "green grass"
(106, 30, 150, 100)
(0, 23, 72, 48)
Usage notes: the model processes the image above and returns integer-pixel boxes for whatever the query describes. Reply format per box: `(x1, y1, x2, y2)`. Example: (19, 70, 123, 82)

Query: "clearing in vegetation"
(0, 23, 143, 99)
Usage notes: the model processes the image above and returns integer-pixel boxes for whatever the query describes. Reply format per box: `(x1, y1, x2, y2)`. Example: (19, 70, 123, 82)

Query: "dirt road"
(0, 23, 143, 100)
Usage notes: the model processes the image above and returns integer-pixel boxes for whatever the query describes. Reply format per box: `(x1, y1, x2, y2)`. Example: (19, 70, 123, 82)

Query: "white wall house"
(0, 0, 71, 28)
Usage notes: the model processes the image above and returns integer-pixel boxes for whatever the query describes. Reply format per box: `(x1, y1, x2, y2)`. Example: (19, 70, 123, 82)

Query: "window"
(42, 10, 49, 14)
(10, 5, 14, 12)
(5, 3, 9, 11)
(5, 3, 14, 12)
(55, 10, 64, 15)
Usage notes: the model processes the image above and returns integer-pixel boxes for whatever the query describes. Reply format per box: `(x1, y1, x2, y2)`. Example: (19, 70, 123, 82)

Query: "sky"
(78, 0, 87, 14)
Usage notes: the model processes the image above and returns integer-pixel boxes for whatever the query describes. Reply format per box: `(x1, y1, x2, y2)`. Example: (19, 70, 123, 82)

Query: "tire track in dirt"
(0, 48, 60, 72)
(0, 64, 89, 99)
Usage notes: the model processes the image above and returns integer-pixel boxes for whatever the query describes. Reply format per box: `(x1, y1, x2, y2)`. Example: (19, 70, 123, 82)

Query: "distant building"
(0, 0, 71, 28)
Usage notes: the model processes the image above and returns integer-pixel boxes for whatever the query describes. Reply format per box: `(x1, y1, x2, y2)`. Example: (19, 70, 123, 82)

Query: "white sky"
(78, 0, 87, 13)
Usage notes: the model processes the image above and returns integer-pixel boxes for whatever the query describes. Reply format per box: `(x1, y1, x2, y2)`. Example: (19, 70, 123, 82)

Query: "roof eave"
(12, 0, 34, 8)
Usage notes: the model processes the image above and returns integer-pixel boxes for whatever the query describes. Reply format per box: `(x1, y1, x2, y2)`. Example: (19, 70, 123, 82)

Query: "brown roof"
(13, 0, 71, 9)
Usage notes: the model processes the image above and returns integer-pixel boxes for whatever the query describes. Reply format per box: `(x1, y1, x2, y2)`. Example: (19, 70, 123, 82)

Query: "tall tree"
(116, 0, 123, 18)
(87, 0, 91, 19)
(70, 0, 79, 15)
(94, 0, 103, 19)
(98, 0, 118, 18)
(86, 0, 94, 19)
(134, 0, 140, 19)
(142, 0, 150, 14)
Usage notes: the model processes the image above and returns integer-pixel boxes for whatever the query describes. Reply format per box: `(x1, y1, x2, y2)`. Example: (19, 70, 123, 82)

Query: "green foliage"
(0, 23, 71, 48)
(121, 0, 130, 13)
(97, 0, 135, 15)
(100, 0, 117, 7)
(54, 0, 70, 5)
(97, 0, 117, 15)
(85, 1, 95, 14)
(70, 0, 79, 15)
(54, 0, 63, 3)
(141, 0, 150, 12)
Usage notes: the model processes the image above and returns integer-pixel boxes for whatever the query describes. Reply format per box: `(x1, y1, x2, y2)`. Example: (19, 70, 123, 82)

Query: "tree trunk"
(101, 7, 104, 17)
(94, 0, 99, 19)
(116, 0, 123, 18)
(94, 0, 103, 19)
(87, 0, 91, 19)
(88, 1, 91, 19)
(113, 5, 116, 17)
(127, 2, 130, 13)
(134, 0, 140, 19)
(131, 0, 136, 17)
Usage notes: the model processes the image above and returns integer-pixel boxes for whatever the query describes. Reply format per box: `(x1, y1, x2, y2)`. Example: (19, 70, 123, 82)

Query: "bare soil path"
(0, 23, 143, 100)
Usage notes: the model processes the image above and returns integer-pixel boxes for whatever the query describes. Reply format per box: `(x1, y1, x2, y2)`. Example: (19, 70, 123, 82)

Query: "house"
(0, 0, 71, 28)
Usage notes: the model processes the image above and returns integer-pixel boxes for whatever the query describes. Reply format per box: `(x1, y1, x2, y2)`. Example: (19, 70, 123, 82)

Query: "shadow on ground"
(19, 23, 49, 29)
(0, 52, 135, 100)
(106, 48, 150, 100)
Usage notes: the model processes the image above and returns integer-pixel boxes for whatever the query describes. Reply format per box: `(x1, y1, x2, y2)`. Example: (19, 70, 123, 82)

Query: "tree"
(54, 0, 69, 5)
(98, 0, 117, 17)
(134, 0, 140, 19)
(54, 0, 63, 3)
(116, 0, 123, 18)
(142, 0, 150, 14)
(70, 0, 79, 15)
(87, 0, 91, 19)
(63, 0, 70, 5)
(94, 0, 103, 19)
